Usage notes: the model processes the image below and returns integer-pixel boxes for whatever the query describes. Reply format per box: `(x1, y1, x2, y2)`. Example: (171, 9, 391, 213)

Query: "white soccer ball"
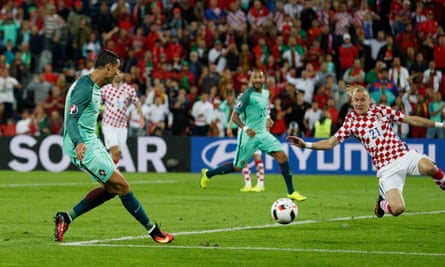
(271, 198, 298, 224)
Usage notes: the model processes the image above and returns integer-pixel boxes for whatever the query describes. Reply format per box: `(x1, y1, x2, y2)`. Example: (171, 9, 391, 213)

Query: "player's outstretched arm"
(403, 115, 444, 129)
(287, 136, 339, 150)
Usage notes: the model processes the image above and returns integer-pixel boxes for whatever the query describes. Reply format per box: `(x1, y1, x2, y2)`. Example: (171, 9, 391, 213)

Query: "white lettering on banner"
(6, 135, 168, 173)
(137, 137, 167, 172)
(38, 135, 71, 171)
(9, 135, 71, 172)
(119, 144, 136, 172)
(317, 146, 340, 170)
(344, 144, 369, 171)
(288, 145, 311, 169)
(9, 135, 38, 171)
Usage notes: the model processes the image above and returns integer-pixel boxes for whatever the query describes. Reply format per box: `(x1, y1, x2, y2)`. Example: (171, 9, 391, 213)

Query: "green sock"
(279, 162, 295, 194)
(70, 187, 115, 221)
(207, 163, 235, 178)
(119, 191, 151, 230)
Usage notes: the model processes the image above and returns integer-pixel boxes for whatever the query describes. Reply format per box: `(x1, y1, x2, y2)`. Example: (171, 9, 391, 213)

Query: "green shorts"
(233, 131, 283, 168)
(70, 138, 115, 183)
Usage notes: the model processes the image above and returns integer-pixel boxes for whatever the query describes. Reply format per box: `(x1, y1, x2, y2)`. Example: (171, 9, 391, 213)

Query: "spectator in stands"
(370, 80, 396, 106)
(144, 94, 172, 136)
(0, 102, 6, 126)
(338, 33, 358, 78)
(423, 61, 443, 93)
(378, 34, 400, 67)
(208, 98, 226, 137)
(0, 67, 21, 120)
(32, 102, 48, 136)
(312, 108, 334, 138)
(426, 91, 445, 139)
(171, 88, 192, 136)
(343, 58, 365, 86)
(46, 109, 63, 135)
(247, 0, 271, 27)
(365, 60, 385, 86)
(205, 0, 226, 24)
(410, 93, 429, 138)
(43, 85, 64, 117)
(304, 101, 322, 137)
(388, 57, 410, 94)
(15, 109, 36, 135)
(433, 34, 445, 73)
(270, 97, 287, 138)
(363, 30, 387, 71)
(200, 63, 220, 93)
(332, 1, 354, 49)
(290, 69, 316, 104)
(191, 91, 213, 136)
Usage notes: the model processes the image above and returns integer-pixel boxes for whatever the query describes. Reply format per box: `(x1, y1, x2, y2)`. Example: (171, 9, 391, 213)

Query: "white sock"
(242, 164, 252, 187)
(255, 161, 264, 187)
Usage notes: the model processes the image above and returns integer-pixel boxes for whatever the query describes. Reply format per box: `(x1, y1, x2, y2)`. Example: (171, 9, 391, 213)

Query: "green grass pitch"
(1, 170, 445, 267)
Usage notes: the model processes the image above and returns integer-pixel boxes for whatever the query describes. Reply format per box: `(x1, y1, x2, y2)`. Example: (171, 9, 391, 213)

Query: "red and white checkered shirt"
(334, 104, 408, 170)
(101, 83, 140, 128)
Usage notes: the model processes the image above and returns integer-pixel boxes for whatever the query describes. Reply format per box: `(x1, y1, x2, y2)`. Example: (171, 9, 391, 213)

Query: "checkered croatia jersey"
(101, 83, 140, 128)
(334, 104, 409, 170)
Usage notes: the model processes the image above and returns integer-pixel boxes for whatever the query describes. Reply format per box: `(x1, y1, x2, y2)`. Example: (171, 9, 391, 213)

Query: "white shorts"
(102, 125, 128, 150)
(376, 150, 429, 197)
(253, 150, 262, 156)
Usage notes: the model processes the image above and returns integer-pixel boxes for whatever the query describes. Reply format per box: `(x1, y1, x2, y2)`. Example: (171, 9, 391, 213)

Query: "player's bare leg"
(418, 158, 445, 190)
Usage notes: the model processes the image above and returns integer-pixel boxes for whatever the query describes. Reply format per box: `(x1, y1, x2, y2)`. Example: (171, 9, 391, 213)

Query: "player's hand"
(287, 136, 305, 147)
(246, 128, 256, 138)
(226, 128, 234, 138)
(139, 117, 145, 129)
(76, 143, 87, 161)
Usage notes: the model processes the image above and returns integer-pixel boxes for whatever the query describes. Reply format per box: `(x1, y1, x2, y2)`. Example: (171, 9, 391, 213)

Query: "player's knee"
(419, 159, 438, 176)
(390, 204, 405, 216)
(105, 180, 130, 195)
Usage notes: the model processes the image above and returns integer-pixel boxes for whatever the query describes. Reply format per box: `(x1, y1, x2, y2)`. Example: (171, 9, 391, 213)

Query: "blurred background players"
(101, 71, 144, 165)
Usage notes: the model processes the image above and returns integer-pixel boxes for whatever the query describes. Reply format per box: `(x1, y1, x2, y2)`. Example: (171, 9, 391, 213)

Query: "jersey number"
(368, 127, 382, 140)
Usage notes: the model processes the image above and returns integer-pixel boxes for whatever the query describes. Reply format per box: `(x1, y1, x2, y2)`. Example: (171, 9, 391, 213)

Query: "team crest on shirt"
(99, 169, 106, 176)
(69, 104, 78, 114)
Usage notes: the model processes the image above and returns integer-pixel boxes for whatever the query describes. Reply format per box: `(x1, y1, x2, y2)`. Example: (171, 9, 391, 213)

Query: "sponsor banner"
(192, 137, 443, 175)
(0, 135, 190, 172)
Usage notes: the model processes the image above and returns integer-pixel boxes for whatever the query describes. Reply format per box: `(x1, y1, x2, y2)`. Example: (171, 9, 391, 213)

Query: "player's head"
(349, 85, 371, 115)
(250, 69, 265, 90)
(94, 49, 121, 85)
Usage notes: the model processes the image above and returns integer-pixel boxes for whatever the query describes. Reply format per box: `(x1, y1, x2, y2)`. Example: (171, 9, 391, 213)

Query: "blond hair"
(346, 85, 369, 98)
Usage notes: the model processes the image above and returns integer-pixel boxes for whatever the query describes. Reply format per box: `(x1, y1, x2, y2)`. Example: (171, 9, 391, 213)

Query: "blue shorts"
(71, 138, 115, 183)
(233, 131, 283, 168)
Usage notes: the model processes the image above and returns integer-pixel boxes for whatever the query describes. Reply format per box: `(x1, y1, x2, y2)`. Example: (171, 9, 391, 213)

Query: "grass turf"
(0, 170, 444, 267)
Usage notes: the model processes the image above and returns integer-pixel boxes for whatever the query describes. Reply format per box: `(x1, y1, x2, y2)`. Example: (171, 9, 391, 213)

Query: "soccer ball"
(271, 198, 298, 224)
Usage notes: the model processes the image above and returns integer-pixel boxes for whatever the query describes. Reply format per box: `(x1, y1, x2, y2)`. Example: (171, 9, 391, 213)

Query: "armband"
(305, 142, 313, 148)
(435, 122, 444, 128)
(243, 125, 249, 131)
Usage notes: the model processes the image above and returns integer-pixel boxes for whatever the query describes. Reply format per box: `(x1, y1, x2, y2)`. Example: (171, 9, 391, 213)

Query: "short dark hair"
(94, 50, 120, 69)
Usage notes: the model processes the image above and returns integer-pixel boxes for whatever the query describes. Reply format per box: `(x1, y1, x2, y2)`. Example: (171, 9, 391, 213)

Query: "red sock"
(380, 200, 392, 215)
(432, 168, 444, 180)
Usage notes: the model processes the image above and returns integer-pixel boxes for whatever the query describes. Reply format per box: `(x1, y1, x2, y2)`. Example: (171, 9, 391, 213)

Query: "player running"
(200, 69, 306, 202)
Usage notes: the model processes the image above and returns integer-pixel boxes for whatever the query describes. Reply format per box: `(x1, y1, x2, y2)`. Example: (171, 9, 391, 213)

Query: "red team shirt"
(101, 83, 140, 128)
(334, 104, 408, 170)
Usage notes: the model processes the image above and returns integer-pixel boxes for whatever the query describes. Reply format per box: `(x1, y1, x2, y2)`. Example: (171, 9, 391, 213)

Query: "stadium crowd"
(0, 0, 445, 139)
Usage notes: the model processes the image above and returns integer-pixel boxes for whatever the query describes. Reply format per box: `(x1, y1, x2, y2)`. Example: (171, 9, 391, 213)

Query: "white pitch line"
(62, 209, 445, 247)
(0, 180, 176, 188)
(60, 243, 445, 257)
